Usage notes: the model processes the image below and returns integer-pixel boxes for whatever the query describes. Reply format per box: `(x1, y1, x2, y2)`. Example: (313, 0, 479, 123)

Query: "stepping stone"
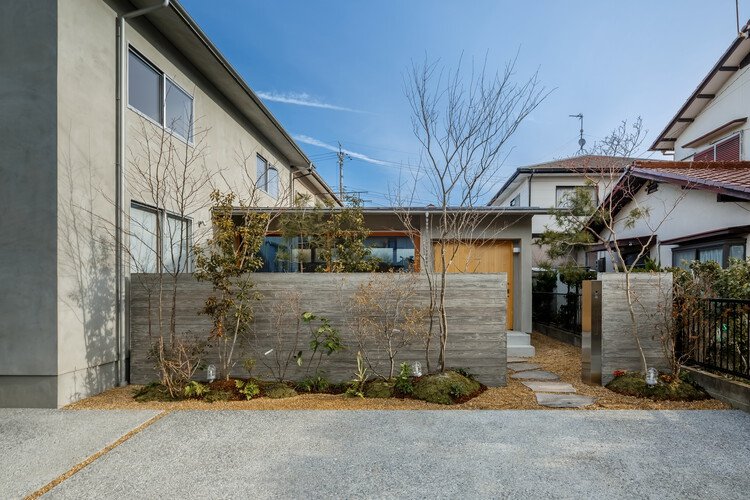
(535, 393, 596, 408)
(521, 381, 577, 393)
(510, 370, 559, 381)
(507, 362, 541, 372)
(507, 357, 529, 363)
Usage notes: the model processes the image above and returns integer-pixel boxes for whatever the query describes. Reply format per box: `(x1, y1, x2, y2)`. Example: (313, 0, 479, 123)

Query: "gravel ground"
(66, 333, 729, 411)
(46, 410, 750, 499)
(0, 409, 159, 499)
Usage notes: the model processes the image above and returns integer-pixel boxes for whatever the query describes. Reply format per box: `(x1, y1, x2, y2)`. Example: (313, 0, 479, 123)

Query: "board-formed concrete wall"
(130, 273, 507, 386)
(600, 273, 672, 385)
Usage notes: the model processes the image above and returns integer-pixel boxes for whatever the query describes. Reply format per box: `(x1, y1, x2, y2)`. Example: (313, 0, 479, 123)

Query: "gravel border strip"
(23, 411, 171, 499)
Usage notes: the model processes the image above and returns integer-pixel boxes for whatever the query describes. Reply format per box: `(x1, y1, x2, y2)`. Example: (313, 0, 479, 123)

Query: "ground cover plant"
(605, 370, 709, 401)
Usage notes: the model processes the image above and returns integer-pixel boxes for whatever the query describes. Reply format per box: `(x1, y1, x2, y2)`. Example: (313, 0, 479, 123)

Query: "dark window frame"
(130, 201, 193, 273)
(127, 46, 195, 144)
(671, 238, 746, 269)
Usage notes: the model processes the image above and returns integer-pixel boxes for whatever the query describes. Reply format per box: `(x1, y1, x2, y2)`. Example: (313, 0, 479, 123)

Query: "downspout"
(116, 0, 170, 386)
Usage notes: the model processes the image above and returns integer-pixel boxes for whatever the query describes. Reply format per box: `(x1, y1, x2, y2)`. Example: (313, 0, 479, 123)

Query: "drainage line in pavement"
(24, 410, 171, 499)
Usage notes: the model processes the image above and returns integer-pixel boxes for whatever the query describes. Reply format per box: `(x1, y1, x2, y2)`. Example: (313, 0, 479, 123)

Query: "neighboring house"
(0, 0, 338, 407)
(651, 20, 750, 161)
(586, 161, 750, 272)
(488, 155, 636, 266)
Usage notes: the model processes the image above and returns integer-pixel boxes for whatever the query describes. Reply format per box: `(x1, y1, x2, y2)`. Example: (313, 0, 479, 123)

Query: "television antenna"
(337, 142, 351, 200)
(569, 113, 586, 153)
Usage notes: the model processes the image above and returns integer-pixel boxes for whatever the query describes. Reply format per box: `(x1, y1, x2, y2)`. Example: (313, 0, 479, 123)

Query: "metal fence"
(532, 291, 582, 334)
(678, 298, 750, 380)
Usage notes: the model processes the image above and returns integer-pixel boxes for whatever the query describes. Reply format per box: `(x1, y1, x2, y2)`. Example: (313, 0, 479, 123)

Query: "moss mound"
(364, 380, 394, 398)
(606, 372, 710, 401)
(264, 383, 298, 399)
(204, 390, 232, 403)
(412, 371, 482, 405)
(133, 383, 178, 402)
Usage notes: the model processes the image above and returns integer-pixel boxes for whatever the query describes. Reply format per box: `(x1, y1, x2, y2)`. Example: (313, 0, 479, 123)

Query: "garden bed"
(66, 334, 729, 411)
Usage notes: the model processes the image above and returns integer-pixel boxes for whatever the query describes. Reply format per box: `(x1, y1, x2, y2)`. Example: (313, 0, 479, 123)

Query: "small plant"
(204, 390, 232, 403)
(296, 374, 331, 393)
(613, 370, 626, 378)
(393, 362, 414, 396)
(302, 312, 345, 375)
(345, 351, 369, 398)
(183, 380, 209, 398)
(235, 379, 260, 400)
(449, 383, 468, 399)
(243, 358, 257, 376)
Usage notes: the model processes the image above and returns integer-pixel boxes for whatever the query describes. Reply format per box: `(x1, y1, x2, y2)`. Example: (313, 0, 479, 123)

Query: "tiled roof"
(521, 154, 637, 171)
(630, 161, 750, 198)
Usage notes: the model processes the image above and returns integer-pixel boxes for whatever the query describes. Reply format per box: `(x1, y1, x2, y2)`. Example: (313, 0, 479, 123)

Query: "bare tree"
(392, 54, 548, 372)
(539, 118, 691, 373)
(350, 272, 429, 379)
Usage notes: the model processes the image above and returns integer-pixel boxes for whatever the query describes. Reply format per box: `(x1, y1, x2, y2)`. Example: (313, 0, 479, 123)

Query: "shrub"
(204, 390, 232, 403)
(133, 383, 176, 402)
(364, 380, 394, 398)
(393, 362, 414, 396)
(605, 371, 709, 401)
(183, 380, 209, 398)
(263, 382, 298, 399)
(412, 371, 482, 405)
(296, 374, 330, 393)
(235, 379, 260, 400)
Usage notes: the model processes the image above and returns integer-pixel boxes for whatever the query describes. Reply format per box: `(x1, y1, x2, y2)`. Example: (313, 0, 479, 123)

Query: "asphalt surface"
(0, 409, 159, 499)
(2, 409, 743, 499)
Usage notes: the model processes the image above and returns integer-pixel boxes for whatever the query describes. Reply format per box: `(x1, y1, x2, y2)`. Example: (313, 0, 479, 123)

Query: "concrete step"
(507, 331, 532, 346)
(535, 393, 596, 408)
(510, 370, 559, 381)
(507, 345, 535, 358)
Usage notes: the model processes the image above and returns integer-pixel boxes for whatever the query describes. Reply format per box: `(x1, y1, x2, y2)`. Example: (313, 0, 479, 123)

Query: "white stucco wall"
(673, 64, 750, 161)
(52, 0, 330, 405)
(595, 182, 750, 270)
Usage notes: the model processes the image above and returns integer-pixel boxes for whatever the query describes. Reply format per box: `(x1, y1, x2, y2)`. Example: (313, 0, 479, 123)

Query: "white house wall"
(597, 182, 750, 270)
(673, 64, 750, 161)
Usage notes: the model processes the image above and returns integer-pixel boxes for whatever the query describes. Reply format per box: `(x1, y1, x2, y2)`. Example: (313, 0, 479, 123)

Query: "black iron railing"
(532, 291, 582, 334)
(678, 298, 750, 380)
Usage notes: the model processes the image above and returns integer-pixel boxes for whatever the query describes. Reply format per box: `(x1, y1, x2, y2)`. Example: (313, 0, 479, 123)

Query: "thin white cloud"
(294, 135, 391, 166)
(257, 91, 363, 113)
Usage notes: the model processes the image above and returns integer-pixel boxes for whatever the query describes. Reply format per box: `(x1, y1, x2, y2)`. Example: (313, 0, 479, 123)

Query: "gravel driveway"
(3, 409, 749, 499)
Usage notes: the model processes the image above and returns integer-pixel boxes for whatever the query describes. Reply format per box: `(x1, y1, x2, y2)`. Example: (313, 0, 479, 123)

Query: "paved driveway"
(3, 410, 749, 499)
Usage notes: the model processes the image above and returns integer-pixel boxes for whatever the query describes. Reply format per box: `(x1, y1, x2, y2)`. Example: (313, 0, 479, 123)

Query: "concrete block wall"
(600, 273, 672, 385)
(130, 273, 508, 386)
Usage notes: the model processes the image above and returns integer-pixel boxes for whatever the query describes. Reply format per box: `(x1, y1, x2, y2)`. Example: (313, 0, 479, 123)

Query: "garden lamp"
(206, 364, 216, 383)
(645, 367, 658, 387)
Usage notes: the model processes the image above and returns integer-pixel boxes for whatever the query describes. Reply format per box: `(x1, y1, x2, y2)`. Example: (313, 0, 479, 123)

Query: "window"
(694, 133, 741, 162)
(671, 240, 746, 269)
(165, 79, 193, 142)
(509, 194, 521, 207)
(555, 185, 597, 208)
(128, 48, 194, 142)
(130, 202, 192, 273)
(256, 154, 279, 198)
(128, 51, 162, 123)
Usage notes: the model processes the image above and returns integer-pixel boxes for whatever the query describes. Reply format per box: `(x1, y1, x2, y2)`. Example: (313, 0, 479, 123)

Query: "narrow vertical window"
(256, 155, 268, 191)
(165, 78, 194, 142)
(266, 166, 279, 198)
(130, 203, 159, 273)
(128, 50, 162, 123)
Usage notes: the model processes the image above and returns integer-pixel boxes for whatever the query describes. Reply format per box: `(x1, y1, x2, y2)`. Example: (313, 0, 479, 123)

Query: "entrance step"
(535, 393, 596, 408)
(510, 370, 559, 381)
(507, 362, 541, 372)
(507, 331, 535, 358)
(507, 357, 528, 363)
(522, 381, 577, 393)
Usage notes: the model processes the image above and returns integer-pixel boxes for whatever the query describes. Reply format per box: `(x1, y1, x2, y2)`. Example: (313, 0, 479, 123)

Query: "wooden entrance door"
(432, 240, 514, 329)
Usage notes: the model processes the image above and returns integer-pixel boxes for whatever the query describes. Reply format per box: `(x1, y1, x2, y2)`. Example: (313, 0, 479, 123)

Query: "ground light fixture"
(645, 367, 658, 387)
(412, 361, 423, 377)
(206, 364, 217, 383)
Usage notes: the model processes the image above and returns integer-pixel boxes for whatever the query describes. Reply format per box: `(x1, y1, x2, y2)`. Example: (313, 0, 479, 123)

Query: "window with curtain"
(130, 204, 159, 273)
(130, 202, 192, 273)
(698, 247, 723, 265)
(256, 155, 268, 191)
(266, 166, 279, 198)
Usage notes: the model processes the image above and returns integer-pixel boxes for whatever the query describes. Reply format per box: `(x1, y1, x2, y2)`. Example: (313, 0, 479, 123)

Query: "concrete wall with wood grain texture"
(129, 273, 507, 386)
(600, 273, 672, 385)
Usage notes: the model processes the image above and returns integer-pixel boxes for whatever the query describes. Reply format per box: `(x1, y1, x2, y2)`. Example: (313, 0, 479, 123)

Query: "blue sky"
(182, 0, 748, 206)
